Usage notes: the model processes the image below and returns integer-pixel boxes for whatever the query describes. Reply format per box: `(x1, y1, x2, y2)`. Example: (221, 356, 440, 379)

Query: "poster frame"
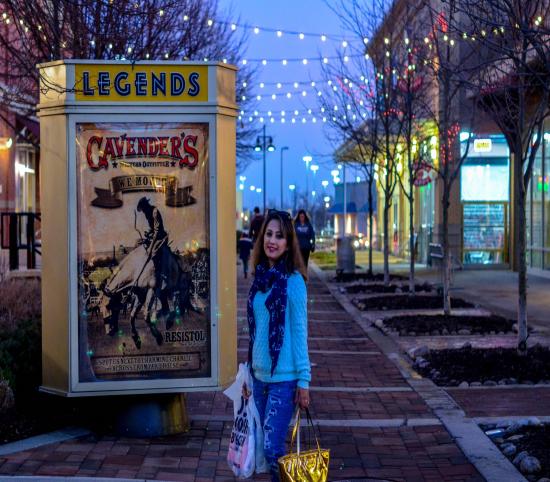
(67, 112, 219, 395)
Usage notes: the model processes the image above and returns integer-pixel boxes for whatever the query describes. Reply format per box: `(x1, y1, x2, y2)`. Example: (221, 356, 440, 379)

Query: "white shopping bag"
(224, 363, 268, 477)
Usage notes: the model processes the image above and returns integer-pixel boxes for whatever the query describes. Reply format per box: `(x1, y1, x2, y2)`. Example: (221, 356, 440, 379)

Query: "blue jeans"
(253, 379, 297, 482)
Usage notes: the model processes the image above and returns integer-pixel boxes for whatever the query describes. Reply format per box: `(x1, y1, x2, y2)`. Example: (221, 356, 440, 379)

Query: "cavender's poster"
(76, 122, 210, 383)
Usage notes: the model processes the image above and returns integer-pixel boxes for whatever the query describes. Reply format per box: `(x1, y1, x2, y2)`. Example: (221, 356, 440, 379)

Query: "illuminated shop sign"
(473, 139, 492, 153)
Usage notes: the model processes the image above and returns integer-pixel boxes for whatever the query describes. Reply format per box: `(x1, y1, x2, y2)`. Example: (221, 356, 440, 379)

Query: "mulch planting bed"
(484, 422, 550, 480)
(345, 282, 433, 294)
(334, 272, 406, 283)
(0, 407, 64, 444)
(414, 345, 550, 387)
(352, 294, 474, 311)
(381, 314, 514, 336)
(0, 393, 87, 444)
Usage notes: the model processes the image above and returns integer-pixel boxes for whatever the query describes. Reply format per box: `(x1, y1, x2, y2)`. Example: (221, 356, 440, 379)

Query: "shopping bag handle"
(290, 407, 322, 456)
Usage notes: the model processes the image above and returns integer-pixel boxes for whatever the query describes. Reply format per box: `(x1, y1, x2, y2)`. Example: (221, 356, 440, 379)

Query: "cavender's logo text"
(86, 133, 199, 171)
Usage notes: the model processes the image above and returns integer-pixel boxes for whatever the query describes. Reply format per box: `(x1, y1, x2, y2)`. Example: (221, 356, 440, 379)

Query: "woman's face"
(263, 219, 288, 266)
(299, 213, 306, 223)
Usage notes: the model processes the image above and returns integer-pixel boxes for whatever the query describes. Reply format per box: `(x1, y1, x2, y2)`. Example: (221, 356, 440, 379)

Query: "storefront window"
(526, 135, 550, 271)
(15, 144, 37, 212)
(417, 182, 435, 264)
(531, 149, 544, 250)
(526, 180, 533, 266)
(460, 136, 510, 265)
(544, 138, 550, 269)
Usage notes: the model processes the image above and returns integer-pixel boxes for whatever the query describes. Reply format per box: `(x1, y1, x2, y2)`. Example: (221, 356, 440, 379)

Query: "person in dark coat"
(293, 209, 315, 267)
(238, 232, 253, 278)
(248, 206, 265, 243)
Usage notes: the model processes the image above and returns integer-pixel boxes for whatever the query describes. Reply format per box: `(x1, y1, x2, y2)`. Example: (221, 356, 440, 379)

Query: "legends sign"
(75, 64, 208, 102)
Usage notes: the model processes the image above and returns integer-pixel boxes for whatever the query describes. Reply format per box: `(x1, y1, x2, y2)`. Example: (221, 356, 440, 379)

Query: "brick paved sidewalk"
(0, 268, 485, 481)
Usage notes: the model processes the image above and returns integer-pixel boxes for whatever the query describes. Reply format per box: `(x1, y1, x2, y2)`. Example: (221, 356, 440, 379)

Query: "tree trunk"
(442, 187, 452, 315)
(409, 182, 415, 295)
(368, 180, 374, 277)
(516, 149, 528, 354)
(383, 201, 390, 286)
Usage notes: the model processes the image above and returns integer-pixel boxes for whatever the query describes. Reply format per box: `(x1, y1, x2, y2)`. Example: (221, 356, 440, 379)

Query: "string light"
(235, 53, 361, 64)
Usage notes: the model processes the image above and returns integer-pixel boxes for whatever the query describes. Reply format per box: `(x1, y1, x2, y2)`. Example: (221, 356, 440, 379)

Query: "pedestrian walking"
(248, 206, 265, 243)
(237, 232, 253, 278)
(244, 209, 311, 482)
(294, 209, 316, 268)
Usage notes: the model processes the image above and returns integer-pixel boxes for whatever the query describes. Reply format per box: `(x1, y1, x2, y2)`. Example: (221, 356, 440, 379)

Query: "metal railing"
(0, 212, 41, 270)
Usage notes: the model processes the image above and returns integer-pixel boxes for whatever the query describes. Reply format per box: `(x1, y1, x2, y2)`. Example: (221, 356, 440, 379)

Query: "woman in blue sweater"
(246, 209, 311, 481)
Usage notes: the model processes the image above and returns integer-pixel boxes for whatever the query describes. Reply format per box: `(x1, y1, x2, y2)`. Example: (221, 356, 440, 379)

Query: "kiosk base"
(114, 393, 189, 437)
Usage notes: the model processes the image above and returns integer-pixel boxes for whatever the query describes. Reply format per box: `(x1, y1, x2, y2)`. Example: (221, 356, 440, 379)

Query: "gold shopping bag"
(278, 408, 330, 482)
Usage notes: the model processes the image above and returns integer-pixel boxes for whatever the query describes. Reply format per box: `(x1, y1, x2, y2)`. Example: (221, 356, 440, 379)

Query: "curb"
(0, 427, 90, 456)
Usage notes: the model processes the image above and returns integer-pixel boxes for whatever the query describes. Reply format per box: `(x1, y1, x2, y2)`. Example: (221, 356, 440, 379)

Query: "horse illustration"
(99, 243, 193, 349)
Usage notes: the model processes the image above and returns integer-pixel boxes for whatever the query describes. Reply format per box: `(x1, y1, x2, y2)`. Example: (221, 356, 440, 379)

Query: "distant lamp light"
(334, 176, 341, 184)
(288, 184, 296, 191)
(310, 164, 319, 173)
(330, 169, 339, 177)
(250, 185, 256, 191)
(321, 180, 329, 188)
(239, 175, 247, 181)
(0, 137, 13, 150)
(256, 187, 262, 193)
(267, 137, 276, 152)
(254, 137, 262, 152)
(312, 190, 316, 197)
(239, 183, 244, 190)
(323, 196, 331, 202)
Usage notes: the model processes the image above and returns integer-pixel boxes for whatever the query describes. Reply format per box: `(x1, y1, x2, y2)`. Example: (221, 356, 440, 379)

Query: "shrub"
(0, 278, 41, 332)
(0, 278, 42, 404)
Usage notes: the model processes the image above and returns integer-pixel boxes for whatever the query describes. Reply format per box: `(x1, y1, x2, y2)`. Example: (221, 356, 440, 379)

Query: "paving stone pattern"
(450, 387, 550, 418)
(0, 270, 483, 481)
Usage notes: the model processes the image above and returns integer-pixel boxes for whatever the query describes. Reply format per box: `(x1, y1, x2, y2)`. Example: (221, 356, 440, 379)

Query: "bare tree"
(396, 57, 431, 295)
(0, 0, 257, 171)
(459, 0, 550, 352)
(327, 0, 406, 285)
(414, 0, 480, 314)
(320, 50, 380, 277)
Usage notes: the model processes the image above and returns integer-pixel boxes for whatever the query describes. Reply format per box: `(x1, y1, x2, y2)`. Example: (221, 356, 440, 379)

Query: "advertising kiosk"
(37, 60, 237, 419)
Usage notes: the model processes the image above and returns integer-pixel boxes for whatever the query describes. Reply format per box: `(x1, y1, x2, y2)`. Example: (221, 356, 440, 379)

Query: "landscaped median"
(328, 264, 550, 482)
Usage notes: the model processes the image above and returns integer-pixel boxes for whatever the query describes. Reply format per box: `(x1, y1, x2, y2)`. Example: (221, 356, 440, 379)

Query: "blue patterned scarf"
(247, 260, 289, 376)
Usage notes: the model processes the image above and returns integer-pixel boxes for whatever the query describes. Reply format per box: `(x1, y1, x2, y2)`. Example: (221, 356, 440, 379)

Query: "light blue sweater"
(251, 272, 311, 389)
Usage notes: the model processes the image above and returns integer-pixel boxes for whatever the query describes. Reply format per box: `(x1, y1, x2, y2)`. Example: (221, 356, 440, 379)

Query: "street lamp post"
(303, 155, 312, 210)
(289, 184, 297, 214)
(280, 146, 289, 209)
(255, 124, 275, 212)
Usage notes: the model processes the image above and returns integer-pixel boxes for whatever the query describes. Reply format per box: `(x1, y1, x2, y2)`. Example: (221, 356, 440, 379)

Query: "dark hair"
(253, 206, 260, 214)
(294, 209, 311, 225)
(251, 210, 307, 280)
